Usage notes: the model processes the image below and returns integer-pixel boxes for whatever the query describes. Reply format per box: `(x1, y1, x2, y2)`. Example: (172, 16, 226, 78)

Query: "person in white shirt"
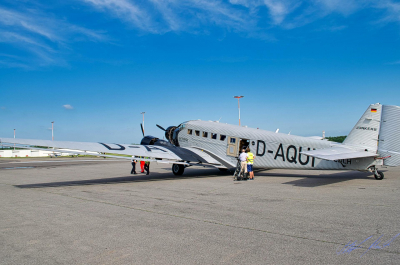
(239, 149, 248, 176)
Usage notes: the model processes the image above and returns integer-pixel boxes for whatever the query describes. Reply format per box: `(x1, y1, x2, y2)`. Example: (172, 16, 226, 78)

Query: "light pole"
(140, 112, 145, 135)
(234, 96, 244, 126)
(51, 121, 54, 141)
(13, 129, 15, 150)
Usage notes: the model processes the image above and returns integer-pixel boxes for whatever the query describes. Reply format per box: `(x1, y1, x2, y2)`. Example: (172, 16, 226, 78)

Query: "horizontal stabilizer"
(300, 146, 377, 161)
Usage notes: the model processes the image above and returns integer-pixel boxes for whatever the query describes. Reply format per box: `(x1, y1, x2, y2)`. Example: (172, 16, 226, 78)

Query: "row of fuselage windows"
(187, 129, 227, 141)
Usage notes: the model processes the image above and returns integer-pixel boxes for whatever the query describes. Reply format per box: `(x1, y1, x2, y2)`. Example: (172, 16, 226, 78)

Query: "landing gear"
(172, 164, 185, 175)
(374, 170, 384, 180)
(232, 159, 248, 181)
(369, 166, 384, 180)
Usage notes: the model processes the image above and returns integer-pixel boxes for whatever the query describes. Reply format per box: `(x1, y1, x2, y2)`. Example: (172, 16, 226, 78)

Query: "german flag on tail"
(371, 108, 377, 113)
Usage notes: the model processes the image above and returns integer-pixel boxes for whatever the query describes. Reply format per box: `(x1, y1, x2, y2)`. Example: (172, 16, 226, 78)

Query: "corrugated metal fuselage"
(177, 120, 377, 171)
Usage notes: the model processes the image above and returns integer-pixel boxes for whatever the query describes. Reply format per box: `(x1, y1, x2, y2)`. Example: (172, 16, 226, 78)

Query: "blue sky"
(1, 0, 400, 144)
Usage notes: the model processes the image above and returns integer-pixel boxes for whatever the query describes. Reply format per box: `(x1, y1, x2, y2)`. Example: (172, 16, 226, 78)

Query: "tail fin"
(378, 105, 400, 166)
(343, 103, 382, 153)
(343, 103, 400, 166)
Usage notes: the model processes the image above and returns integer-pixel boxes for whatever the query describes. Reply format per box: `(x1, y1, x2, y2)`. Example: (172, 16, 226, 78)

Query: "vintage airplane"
(1, 103, 399, 180)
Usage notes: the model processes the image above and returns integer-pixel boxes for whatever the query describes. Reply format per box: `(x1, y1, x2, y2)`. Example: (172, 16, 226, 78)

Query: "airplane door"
(227, 137, 238, 157)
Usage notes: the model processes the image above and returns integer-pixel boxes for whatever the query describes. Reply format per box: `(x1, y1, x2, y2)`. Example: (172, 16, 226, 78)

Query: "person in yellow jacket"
(246, 147, 256, 180)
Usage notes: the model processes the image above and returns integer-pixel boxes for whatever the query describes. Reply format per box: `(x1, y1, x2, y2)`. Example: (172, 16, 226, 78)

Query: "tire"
(172, 164, 185, 175)
(374, 171, 384, 180)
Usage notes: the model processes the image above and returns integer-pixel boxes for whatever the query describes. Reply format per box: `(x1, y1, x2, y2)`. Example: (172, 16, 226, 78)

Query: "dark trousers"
(131, 162, 136, 174)
(144, 163, 150, 175)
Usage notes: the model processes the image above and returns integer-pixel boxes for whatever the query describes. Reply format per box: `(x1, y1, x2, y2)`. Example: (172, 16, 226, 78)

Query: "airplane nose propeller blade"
(156, 124, 166, 131)
(140, 123, 145, 137)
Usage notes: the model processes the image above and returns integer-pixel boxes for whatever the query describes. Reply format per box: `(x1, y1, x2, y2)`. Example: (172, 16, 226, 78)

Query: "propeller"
(156, 124, 166, 131)
(140, 123, 145, 137)
(156, 123, 182, 146)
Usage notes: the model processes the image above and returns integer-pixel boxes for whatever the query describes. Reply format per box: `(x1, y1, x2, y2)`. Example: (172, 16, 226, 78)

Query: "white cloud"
(0, 53, 30, 69)
(374, 0, 400, 23)
(0, 6, 107, 68)
(81, 0, 255, 33)
(262, 0, 295, 25)
(72, 0, 400, 44)
(2, 0, 400, 69)
(314, 0, 361, 15)
(0, 7, 106, 43)
(63, 104, 74, 110)
(82, 0, 155, 32)
(0, 31, 55, 52)
(184, 0, 253, 31)
(0, 8, 57, 41)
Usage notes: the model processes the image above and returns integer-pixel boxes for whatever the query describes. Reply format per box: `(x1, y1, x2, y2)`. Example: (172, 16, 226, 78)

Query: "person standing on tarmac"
(239, 149, 248, 178)
(144, 157, 150, 175)
(131, 156, 137, 174)
(140, 157, 145, 173)
(246, 147, 255, 180)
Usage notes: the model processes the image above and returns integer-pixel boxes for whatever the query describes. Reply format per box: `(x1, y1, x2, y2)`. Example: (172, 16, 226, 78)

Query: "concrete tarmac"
(1, 157, 400, 264)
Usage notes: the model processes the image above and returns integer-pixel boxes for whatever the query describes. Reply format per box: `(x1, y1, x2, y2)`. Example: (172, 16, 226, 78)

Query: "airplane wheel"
(374, 171, 384, 180)
(172, 164, 184, 175)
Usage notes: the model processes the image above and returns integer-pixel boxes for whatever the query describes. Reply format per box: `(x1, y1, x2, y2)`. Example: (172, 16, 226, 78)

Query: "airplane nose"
(156, 124, 182, 146)
(164, 126, 177, 144)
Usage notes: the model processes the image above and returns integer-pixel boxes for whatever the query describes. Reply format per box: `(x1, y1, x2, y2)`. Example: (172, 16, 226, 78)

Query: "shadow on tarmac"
(14, 168, 380, 189)
(257, 170, 375, 187)
(14, 169, 224, 189)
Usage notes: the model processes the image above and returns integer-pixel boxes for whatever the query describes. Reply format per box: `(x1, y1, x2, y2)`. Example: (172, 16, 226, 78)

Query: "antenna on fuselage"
(275, 129, 279, 133)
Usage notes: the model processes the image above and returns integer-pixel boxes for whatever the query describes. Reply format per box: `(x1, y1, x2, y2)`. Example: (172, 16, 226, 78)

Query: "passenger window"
(195, 130, 200, 136)
(203, 132, 208, 138)
(211, 133, 217, 139)
(188, 129, 192, 135)
(220, 135, 226, 141)
(230, 138, 236, 144)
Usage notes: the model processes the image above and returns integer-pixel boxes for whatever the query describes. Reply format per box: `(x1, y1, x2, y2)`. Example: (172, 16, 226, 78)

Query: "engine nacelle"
(140, 136, 174, 147)
(140, 136, 159, 145)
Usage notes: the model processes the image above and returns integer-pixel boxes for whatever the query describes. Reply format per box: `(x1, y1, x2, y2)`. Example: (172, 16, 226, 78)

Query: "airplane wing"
(300, 145, 377, 161)
(0, 138, 228, 168)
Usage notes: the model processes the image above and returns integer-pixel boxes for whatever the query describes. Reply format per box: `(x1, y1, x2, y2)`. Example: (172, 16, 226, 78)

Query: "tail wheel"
(172, 164, 185, 175)
(374, 171, 384, 180)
